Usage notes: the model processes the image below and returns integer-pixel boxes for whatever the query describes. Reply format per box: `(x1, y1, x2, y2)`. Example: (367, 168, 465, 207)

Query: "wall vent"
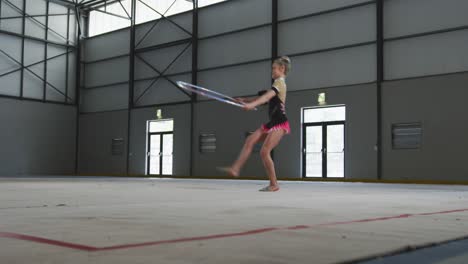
(199, 134, 216, 153)
(392, 123, 422, 149)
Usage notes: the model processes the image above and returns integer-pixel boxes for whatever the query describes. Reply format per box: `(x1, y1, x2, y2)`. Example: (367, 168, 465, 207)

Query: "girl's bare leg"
(260, 130, 285, 188)
(228, 128, 267, 177)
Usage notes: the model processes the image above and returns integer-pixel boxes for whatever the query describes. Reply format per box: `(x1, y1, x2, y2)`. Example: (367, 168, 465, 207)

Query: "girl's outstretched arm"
(243, 90, 276, 110)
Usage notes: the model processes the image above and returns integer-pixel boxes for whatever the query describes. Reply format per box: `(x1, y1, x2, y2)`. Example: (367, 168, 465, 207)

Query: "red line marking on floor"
(0, 232, 99, 251)
(1, 208, 467, 252)
(98, 227, 279, 251)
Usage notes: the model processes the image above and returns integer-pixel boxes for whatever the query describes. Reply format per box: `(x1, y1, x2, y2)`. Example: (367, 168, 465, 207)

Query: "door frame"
(147, 131, 173, 176)
(302, 121, 346, 178)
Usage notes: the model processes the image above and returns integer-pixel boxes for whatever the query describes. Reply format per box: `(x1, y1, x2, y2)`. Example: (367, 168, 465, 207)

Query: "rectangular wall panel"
(23, 39, 45, 99)
(197, 61, 271, 99)
(0, 0, 23, 34)
(0, 98, 77, 176)
(81, 84, 129, 113)
(135, 13, 192, 49)
(79, 110, 128, 174)
(287, 44, 376, 91)
(84, 56, 129, 87)
(384, 0, 468, 39)
(278, 0, 371, 21)
(198, 26, 271, 69)
(46, 54, 67, 102)
(23, 65, 44, 99)
(48, 13, 69, 44)
(385, 29, 468, 80)
(25, 0, 46, 40)
(278, 4, 375, 55)
(133, 73, 191, 106)
(382, 73, 468, 180)
(0, 71, 21, 96)
(85, 29, 130, 62)
(136, 43, 192, 78)
(198, 0, 271, 37)
(0, 34, 21, 71)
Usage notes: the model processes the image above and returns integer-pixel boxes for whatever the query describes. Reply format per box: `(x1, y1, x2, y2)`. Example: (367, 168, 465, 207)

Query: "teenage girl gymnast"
(219, 56, 291, 192)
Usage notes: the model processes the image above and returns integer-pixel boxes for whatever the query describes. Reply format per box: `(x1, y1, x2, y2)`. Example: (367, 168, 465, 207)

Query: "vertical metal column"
(20, 0, 26, 98)
(271, 0, 278, 61)
(43, 0, 50, 101)
(126, 0, 137, 175)
(74, 6, 82, 174)
(65, 8, 70, 103)
(189, 0, 198, 176)
(376, 0, 384, 180)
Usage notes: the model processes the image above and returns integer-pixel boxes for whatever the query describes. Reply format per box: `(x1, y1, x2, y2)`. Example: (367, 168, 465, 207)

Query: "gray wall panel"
(84, 56, 129, 87)
(25, 18, 46, 39)
(85, 29, 130, 61)
(46, 85, 65, 102)
(134, 73, 191, 106)
(0, 34, 20, 94)
(68, 14, 77, 45)
(197, 61, 271, 99)
(0, 71, 21, 96)
(288, 44, 376, 91)
(0, 0, 23, 33)
(129, 105, 192, 176)
(47, 44, 66, 58)
(25, 0, 45, 15)
(278, 0, 370, 20)
(134, 55, 156, 80)
(198, 0, 271, 37)
(384, 0, 468, 38)
(24, 39, 44, 65)
(385, 30, 468, 80)
(0, 56, 18, 75)
(382, 72, 468, 181)
(135, 13, 192, 49)
(48, 14, 69, 44)
(137, 43, 192, 76)
(23, 66, 44, 99)
(278, 4, 375, 55)
(0, 98, 76, 176)
(78, 110, 128, 174)
(0, 34, 22, 63)
(46, 53, 66, 92)
(49, 2, 67, 15)
(198, 26, 271, 69)
(81, 84, 129, 113)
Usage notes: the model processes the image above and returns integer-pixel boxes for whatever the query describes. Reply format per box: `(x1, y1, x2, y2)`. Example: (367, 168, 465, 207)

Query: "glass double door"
(303, 122, 345, 178)
(147, 132, 173, 175)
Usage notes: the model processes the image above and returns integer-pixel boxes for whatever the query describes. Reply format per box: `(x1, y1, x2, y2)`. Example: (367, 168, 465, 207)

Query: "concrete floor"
(0, 177, 468, 264)
(362, 238, 468, 264)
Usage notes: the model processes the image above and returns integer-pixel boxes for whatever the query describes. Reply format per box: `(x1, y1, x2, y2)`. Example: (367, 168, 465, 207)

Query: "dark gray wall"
(78, 110, 128, 174)
(382, 72, 468, 181)
(0, 98, 77, 176)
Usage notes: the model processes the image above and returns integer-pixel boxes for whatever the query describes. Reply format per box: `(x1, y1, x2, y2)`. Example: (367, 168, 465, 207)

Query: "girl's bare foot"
(259, 185, 280, 192)
(217, 167, 239, 177)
